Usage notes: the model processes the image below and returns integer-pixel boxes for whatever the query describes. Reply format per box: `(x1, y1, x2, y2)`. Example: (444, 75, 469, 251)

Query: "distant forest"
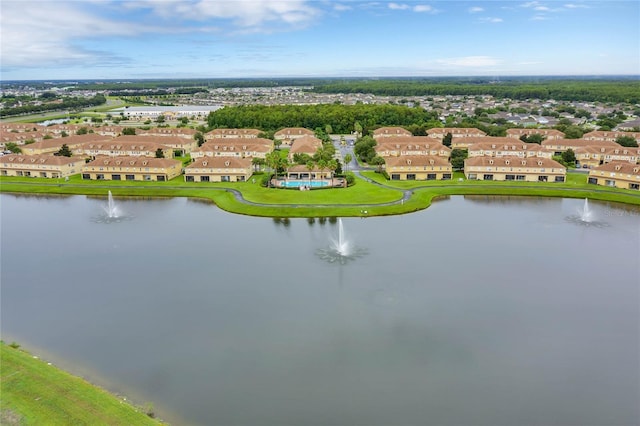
(207, 104, 440, 135)
(3, 76, 638, 103)
(309, 78, 640, 103)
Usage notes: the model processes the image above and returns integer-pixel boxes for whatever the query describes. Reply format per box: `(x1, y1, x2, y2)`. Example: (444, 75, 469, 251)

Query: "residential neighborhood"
(2, 120, 640, 191)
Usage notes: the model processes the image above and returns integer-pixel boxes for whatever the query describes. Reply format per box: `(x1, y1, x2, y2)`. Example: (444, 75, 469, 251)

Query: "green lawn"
(0, 342, 163, 425)
(1, 169, 639, 217)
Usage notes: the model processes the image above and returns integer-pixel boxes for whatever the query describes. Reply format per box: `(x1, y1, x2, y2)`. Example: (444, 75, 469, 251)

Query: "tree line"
(1, 94, 107, 117)
(207, 104, 440, 135)
(310, 79, 640, 103)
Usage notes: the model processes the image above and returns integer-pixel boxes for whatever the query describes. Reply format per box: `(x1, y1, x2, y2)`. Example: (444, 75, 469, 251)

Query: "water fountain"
(103, 191, 120, 218)
(93, 190, 129, 223)
(565, 198, 607, 227)
(334, 218, 351, 256)
(316, 218, 367, 264)
(579, 198, 594, 223)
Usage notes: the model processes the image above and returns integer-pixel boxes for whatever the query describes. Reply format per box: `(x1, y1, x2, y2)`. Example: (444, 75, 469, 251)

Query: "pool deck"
(271, 177, 347, 189)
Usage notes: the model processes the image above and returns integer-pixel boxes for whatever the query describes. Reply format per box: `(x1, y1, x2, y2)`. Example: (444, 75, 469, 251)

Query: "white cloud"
(413, 5, 434, 13)
(520, 1, 541, 8)
(531, 15, 550, 20)
(479, 17, 504, 23)
(564, 3, 590, 9)
(0, 1, 147, 69)
(468, 7, 484, 13)
(436, 56, 501, 68)
(388, 3, 410, 10)
(333, 3, 353, 11)
(130, 0, 321, 28)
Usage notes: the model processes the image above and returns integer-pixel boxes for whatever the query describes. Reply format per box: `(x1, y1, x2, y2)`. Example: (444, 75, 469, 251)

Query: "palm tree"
(306, 161, 315, 187)
(343, 153, 352, 173)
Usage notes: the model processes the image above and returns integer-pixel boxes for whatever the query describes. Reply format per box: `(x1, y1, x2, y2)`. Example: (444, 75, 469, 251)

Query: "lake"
(1, 193, 639, 426)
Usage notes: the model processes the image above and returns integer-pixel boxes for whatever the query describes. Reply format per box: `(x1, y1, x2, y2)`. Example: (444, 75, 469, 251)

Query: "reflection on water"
(1, 194, 639, 426)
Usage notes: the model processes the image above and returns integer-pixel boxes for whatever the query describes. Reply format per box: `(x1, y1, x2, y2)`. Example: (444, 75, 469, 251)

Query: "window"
(442, 173, 452, 180)
(40, 172, 47, 178)
(538, 175, 548, 182)
(505, 174, 515, 181)
(185, 175, 195, 182)
(221, 175, 230, 182)
(200, 176, 210, 182)
(126, 174, 135, 181)
(157, 175, 165, 181)
(96, 174, 104, 180)
(1, 170, 7, 176)
(629, 183, 639, 190)
(605, 179, 616, 187)
(468, 173, 477, 180)
(391, 174, 400, 180)
(516, 175, 526, 181)
(554, 176, 565, 182)
(427, 173, 436, 180)
(407, 174, 416, 180)
(483, 174, 494, 181)
(82, 173, 90, 180)
(237, 176, 246, 182)
(588, 177, 598, 185)
(112, 174, 121, 180)
(143, 175, 151, 181)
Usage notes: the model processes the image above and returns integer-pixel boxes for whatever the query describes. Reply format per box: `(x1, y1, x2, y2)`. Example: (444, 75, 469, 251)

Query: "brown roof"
(208, 128, 262, 137)
(427, 127, 486, 136)
(506, 128, 565, 138)
(384, 155, 450, 167)
(186, 157, 252, 169)
(84, 156, 180, 169)
(1, 154, 84, 166)
(541, 139, 619, 148)
(590, 161, 640, 175)
(468, 141, 547, 152)
(372, 127, 412, 137)
(583, 130, 640, 141)
(465, 156, 565, 169)
(274, 127, 314, 137)
(21, 134, 112, 151)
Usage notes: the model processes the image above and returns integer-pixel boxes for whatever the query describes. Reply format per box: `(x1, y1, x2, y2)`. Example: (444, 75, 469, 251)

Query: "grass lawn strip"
(1, 171, 639, 217)
(0, 342, 163, 425)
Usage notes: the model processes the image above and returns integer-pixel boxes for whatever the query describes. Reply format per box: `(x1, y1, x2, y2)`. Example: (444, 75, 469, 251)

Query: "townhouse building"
(464, 157, 566, 182)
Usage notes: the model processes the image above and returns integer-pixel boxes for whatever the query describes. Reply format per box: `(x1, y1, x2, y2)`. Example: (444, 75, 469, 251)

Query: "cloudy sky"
(1, 0, 638, 80)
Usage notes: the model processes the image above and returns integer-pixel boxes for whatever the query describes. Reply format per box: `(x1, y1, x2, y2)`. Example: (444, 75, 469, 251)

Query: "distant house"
(467, 141, 552, 159)
(274, 127, 315, 146)
(82, 156, 182, 181)
(288, 135, 323, 160)
(450, 136, 513, 150)
(372, 127, 412, 139)
(588, 161, 640, 190)
(20, 134, 112, 155)
(583, 130, 640, 144)
(464, 157, 566, 182)
(184, 157, 252, 182)
(426, 127, 486, 142)
(192, 138, 274, 159)
(384, 156, 452, 181)
(1, 154, 85, 178)
(541, 138, 619, 156)
(374, 137, 451, 158)
(206, 128, 262, 139)
(506, 128, 565, 141)
(77, 138, 174, 160)
(574, 146, 640, 169)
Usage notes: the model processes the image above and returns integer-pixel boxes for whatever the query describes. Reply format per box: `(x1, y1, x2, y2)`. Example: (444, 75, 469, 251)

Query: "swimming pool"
(279, 180, 330, 188)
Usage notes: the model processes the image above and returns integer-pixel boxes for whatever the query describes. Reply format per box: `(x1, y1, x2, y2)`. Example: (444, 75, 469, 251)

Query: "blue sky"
(1, 1, 638, 80)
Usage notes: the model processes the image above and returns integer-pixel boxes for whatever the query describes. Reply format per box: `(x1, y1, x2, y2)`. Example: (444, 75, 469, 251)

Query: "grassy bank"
(0, 342, 163, 425)
(1, 172, 639, 217)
